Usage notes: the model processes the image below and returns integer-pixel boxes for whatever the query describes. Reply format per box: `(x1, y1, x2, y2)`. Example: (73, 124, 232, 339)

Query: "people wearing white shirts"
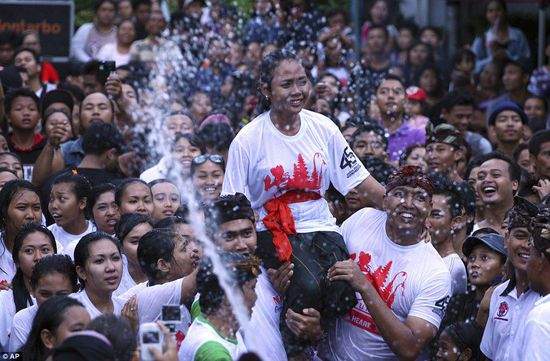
(48, 221, 96, 253)
(0, 290, 35, 352)
(321, 167, 452, 361)
(8, 254, 79, 352)
(0, 240, 16, 282)
(72, 232, 125, 319)
(480, 200, 541, 361)
(514, 207, 550, 361)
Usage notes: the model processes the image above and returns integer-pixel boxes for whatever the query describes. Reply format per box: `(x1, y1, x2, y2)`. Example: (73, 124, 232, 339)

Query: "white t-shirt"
(320, 208, 451, 360)
(243, 268, 286, 361)
(96, 43, 131, 66)
(222, 109, 369, 233)
(113, 255, 137, 297)
(442, 253, 467, 295)
(69, 290, 125, 319)
(48, 221, 96, 255)
(0, 243, 15, 282)
(514, 293, 550, 361)
(480, 280, 541, 361)
(0, 290, 34, 352)
(119, 281, 148, 301)
(8, 304, 37, 352)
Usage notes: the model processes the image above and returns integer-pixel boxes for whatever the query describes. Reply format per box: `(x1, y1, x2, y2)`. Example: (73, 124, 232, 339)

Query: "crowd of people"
(0, 0, 549, 360)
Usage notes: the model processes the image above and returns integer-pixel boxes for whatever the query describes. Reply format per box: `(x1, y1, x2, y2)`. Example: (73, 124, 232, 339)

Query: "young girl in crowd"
(0, 168, 18, 190)
(191, 154, 225, 205)
(436, 322, 483, 361)
(0, 180, 43, 282)
(19, 295, 90, 361)
(115, 178, 154, 216)
(155, 214, 196, 241)
(0, 223, 56, 351)
(89, 183, 120, 235)
(149, 179, 181, 222)
(71, 231, 125, 318)
(0, 152, 23, 179)
(114, 213, 153, 295)
(48, 174, 95, 252)
(9, 254, 78, 352)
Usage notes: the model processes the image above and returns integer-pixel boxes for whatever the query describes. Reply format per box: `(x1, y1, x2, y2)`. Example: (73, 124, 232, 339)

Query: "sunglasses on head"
(192, 154, 224, 166)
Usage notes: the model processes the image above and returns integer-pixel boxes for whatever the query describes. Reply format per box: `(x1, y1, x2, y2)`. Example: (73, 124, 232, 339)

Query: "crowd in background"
(0, 0, 549, 360)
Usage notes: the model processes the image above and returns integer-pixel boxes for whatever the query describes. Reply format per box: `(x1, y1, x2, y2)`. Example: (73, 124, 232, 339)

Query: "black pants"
(256, 230, 357, 357)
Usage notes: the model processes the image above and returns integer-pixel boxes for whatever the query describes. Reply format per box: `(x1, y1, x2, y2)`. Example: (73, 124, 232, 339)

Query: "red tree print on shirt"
(264, 153, 325, 192)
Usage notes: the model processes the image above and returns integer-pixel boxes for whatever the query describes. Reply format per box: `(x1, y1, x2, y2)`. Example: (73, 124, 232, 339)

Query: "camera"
(161, 304, 182, 333)
(139, 322, 163, 361)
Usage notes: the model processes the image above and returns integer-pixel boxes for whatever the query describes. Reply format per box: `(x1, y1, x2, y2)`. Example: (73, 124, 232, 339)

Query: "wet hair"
(477, 151, 521, 182)
(136, 228, 178, 285)
(51, 173, 92, 218)
(259, 48, 301, 91)
(154, 215, 188, 229)
(87, 315, 136, 361)
(30, 254, 78, 293)
(197, 252, 260, 315)
(429, 172, 466, 218)
(88, 183, 116, 218)
(351, 122, 388, 149)
(12, 223, 57, 311)
(399, 143, 424, 166)
(0, 179, 39, 229)
(114, 178, 150, 206)
(528, 130, 550, 157)
(196, 123, 235, 153)
(204, 193, 254, 237)
(172, 132, 206, 153)
(73, 232, 121, 288)
(19, 296, 85, 361)
(115, 212, 153, 243)
(82, 122, 124, 155)
(360, 156, 395, 185)
(4, 87, 40, 114)
(148, 178, 177, 189)
(440, 322, 483, 360)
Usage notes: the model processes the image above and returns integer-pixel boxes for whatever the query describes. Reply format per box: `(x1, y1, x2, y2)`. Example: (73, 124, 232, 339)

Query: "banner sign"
(0, 0, 74, 61)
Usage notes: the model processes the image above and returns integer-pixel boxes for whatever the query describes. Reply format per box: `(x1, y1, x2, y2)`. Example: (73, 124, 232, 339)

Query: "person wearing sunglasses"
(191, 154, 225, 205)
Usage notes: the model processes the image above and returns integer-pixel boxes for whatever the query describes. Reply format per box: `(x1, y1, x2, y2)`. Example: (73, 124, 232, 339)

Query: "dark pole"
(351, 0, 362, 54)
(538, 0, 548, 67)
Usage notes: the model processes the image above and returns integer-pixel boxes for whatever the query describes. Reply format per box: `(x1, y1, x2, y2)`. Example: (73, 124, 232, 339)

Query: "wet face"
(435, 330, 462, 361)
(533, 141, 550, 179)
(352, 131, 386, 160)
(80, 93, 113, 131)
(318, 75, 339, 103)
(167, 236, 201, 280)
(517, 148, 535, 176)
(123, 222, 153, 267)
(502, 64, 526, 93)
(192, 160, 224, 203)
(426, 142, 459, 174)
(49, 182, 86, 229)
(467, 244, 504, 287)
(96, 1, 116, 26)
(405, 147, 427, 171)
(505, 227, 530, 273)
(376, 79, 405, 117)
(14, 50, 40, 78)
(0, 171, 18, 190)
(33, 272, 74, 306)
(78, 239, 122, 293)
(50, 306, 91, 348)
(383, 185, 432, 236)
(172, 137, 202, 177)
(6, 189, 42, 236)
(165, 114, 194, 137)
(266, 60, 311, 117)
(0, 154, 23, 179)
(476, 158, 517, 207)
(492, 110, 523, 144)
(45, 112, 73, 143)
(8, 96, 40, 131)
(17, 231, 55, 279)
(216, 219, 257, 254)
(444, 105, 473, 135)
(524, 98, 546, 120)
(428, 194, 454, 245)
(151, 182, 181, 221)
(119, 182, 154, 216)
(92, 191, 120, 234)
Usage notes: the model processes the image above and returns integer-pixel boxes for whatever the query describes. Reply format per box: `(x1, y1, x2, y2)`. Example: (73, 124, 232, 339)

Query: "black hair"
(12, 223, 57, 312)
(441, 322, 483, 360)
(415, 64, 445, 97)
(351, 122, 388, 149)
(148, 178, 177, 189)
(477, 151, 522, 182)
(452, 48, 475, 67)
(57, 82, 86, 103)
(258, 48, 302, 108)
(13, 47, 40, 64)
(115, 178, 150, 206)
(0, 151, 22, 164)
(30, 254, 78, 292)
(399, 143, 425, 166)
(73, 232, 121, 288)
(136, 228, 178, 285)
(376, 73, 405, 91)
(524, 94, 549, 113)
(172, 132, 206, 153)
(93, 0, 117, 12)
(528, 130, 550, 157)
(4, 87, 40, 114)
(429, 172, 467, 218)
(503, 59, 529, 75)
(51, 173, 92, 218)
(196, 123, 234, 153)
(88, 183, 116, 218)
(0, 167, 17, 177)
(420, 25, 442, 40)
(82, 122, 124, 155)
(360, 156, 396, 185)
(441, 90, 474, 112)
(19, 295, 85, 360)
(190, 154, 226, 176)
(512, 143, 529, 163)
(115, 212, 153, 242)
(0, 30, 19, 47)
(131, 0, 151, 11)
(0, 179, 39, 229)
(154, 214, 189, 230)
(87, 315, 136, 361)
(367, 24, 389, 39)
(465, 154, 486, 180)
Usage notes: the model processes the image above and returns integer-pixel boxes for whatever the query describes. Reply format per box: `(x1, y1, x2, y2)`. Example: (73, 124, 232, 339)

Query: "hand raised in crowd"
(267, 262, 294, 294)
(104, 72, 122, 100)
(149, 322, 178, 361)
(285, 308, 323, 342)
(121, 295, 139, 332)
(47, 121, 70, 148)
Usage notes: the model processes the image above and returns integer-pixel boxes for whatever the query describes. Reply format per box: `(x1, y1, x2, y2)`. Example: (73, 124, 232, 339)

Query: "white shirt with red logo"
(222, 110, 369, 233)
(480, 280, 541, 361)
(319, 208, 451, 360)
